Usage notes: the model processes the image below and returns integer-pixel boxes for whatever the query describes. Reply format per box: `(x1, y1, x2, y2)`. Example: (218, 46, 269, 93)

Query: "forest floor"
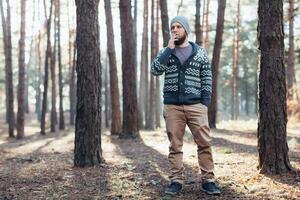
(0, 115, 300, 200)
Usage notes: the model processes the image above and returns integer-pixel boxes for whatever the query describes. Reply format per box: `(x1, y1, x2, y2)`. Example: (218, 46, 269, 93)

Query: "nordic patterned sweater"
(151, 42, 212, 107)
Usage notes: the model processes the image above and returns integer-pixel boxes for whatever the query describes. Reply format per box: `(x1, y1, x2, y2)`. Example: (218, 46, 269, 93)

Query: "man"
(151, 16, 220, 195)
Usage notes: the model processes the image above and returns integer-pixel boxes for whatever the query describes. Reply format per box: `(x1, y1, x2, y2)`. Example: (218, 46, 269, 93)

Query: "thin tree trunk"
(231, 0, 240, 120)
(155, 0, 160, 128)
(139, 0, 149, 129)
(195, 0, 202, 45)
(36, 30, 42, 121)
(133, 0, 137, 73)
(119, 0, 139, 138)
(202, 0, 206, 44)
(208, 0, 226, 128)
(244, 64, 249, 116)
(74, 0, 104, 167)
(50, 0, 57, 132)
(0, 0, 9, 123)
(41, 0, 54, 135)
(16, 0, 27, 139)
(104, 56, 110, 129)
(57, 0, 65, 130)
(25, 44, 31, 114)
(287, 0, 295, 99)
(204, 0, 210, 50)
(257, 0, 291, 174)
(160, 0, 169, 46)
(104, 0, 121, 135)
(146, 0, 155, 130)
(0, 0, 14, 137)
(70, 39, 76, 125)
(67, 1, 76, 126)
(176, 0, 183, 15)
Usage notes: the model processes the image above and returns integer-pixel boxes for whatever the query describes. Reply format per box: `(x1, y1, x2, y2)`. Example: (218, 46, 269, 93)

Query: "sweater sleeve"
(151, 47, 173, 76)
(199, 49, 212, 107)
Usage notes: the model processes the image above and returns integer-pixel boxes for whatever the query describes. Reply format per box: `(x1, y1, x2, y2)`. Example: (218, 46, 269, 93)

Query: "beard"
(174, 34, 187, 45)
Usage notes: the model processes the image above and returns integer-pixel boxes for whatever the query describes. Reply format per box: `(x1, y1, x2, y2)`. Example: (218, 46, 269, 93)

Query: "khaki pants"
(163, 103, 215, 184)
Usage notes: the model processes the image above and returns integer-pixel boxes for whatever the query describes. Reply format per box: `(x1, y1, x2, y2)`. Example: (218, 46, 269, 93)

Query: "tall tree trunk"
(57, 0, 65, 130)
(104, 56, 110, 129)
(70, 39, 77, 125)
(202, 0, 206, 44)
(74, 0, 104, 167)
(146, 0, 155, 130)
(133, 0, 137, 73)
(16, 0, 27, 139)
(195, 0, 202, 45)
(67, 0, 76, 125)
(244, 64, 249, 116)
(204, 0, 210, 49)
(287, 0, 295, 99)
(257, 0, 291, 174)
(104, 0, 121, 135)
(208, 0, 226, 128)
(36, 31, 42, 122)
(119, 0, 139, 138)
(155, 0, 160, 128)
(50, 0, 57, 132)
(160, 0, 169, 46)
(41, 0, 54, 135)
(139, 0, 149, 129)
(0, 0, 14, 137)
(0, 0, 8, 123)
(231, 0, 240, 120)
(35, 0, 41, 121)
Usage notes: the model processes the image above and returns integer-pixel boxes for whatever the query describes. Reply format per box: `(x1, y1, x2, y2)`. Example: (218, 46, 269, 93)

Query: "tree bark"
(16, 0, 27, 139)
(119, 0, 139, 138)
(67, 0, 76, 125)
(287, 0, 295, 99)
(0, 0, 15, 137)
(257, 0, 291, 174)
(104, 0, 121, 135)
(155, 0, 160, 128)
(41, 0, 54, 135)
(74, 0, 104, 167)
(133, 0, 137, 73)
(139, 0, 149, 129)
(70, 39, 76, 126)
(50, 0, 57, 132)
(204, 0, 210, 50)
(244, 64, 249, 115)
(159, 0, 169, 46)
(195, 0, 202, 45)
(208, 0, 226, 128)
(36, 31, 42, 122)
(231, 0, 240, 120)
(146, 0, 155, 130)
(57, 0, 65, 130)
(104, 56, 110, 129)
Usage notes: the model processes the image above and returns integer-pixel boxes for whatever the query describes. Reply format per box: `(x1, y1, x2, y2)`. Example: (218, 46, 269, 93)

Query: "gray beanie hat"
(170, 16, 191, 35)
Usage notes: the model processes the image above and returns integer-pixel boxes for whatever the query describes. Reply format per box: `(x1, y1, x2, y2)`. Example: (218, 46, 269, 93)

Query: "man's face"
(171, 22, 187, 45)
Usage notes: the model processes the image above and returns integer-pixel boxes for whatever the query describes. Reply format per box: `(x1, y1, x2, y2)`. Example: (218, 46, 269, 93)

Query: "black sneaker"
(200, 181, 221, 195)
(164, 181, 183, 195)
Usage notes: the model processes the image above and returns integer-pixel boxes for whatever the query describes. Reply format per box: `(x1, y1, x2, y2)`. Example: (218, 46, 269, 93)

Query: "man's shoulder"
(189, 42, 207, 54)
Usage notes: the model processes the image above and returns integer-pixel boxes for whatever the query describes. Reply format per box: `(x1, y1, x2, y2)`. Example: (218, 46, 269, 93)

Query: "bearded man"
(151, 16, 221, 196)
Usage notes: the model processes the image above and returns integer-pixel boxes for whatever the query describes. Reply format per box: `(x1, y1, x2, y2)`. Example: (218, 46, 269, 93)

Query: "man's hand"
(168, 34, 178, 49)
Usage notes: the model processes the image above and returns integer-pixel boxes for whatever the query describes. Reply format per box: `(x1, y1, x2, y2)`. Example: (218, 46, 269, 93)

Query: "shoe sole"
(200, 186, 221, 195)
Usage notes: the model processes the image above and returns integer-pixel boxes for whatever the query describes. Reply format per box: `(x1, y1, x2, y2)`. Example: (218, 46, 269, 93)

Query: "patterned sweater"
(151, 42, 212, 106)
